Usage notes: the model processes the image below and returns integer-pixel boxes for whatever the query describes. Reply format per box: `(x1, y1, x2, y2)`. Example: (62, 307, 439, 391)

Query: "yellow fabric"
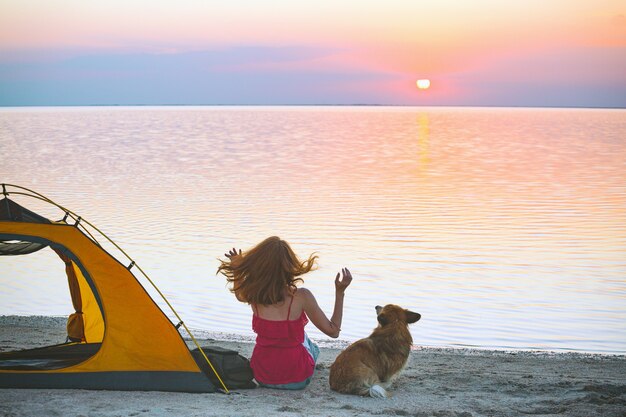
(73, 261, 104, 343)
(53, 248, 86, 342)
(66, 313, 84, 342)
(0, 221, 200, 374)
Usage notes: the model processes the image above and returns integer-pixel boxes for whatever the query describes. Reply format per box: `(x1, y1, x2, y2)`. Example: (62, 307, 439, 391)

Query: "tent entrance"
(0, 235, 106, 345)
(0, 235, 105, 371)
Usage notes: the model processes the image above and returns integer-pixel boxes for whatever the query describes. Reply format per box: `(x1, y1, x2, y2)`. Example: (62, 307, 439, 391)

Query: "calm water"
(1, 106, 625, 354)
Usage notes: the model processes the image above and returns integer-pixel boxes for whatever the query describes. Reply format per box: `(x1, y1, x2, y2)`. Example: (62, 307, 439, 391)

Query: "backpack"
(191, 345, 256, 390)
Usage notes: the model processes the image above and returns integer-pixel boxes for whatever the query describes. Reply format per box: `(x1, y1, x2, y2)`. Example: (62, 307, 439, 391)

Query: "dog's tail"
(368, 384, 388, 398)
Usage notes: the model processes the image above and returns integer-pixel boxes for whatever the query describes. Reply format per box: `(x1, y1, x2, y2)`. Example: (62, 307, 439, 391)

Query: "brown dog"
(329, 304, 421, 398)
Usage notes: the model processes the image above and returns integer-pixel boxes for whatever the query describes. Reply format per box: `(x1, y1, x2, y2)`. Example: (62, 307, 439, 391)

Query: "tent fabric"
(0, 197, 50, 223)
(52, 246, 104, 343)
(0, 197, 51, 255)
(0, 198, 217, 392)
(72, 257, 105, 343)
(5, 370, 214, 392)
(55, 247, 86, 342)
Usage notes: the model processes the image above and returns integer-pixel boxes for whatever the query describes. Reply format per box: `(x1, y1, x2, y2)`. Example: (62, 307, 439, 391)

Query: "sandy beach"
(1, 316, 625, 417)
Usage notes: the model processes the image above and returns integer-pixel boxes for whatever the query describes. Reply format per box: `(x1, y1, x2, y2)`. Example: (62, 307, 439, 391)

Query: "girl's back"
(253, 289, 305, 321)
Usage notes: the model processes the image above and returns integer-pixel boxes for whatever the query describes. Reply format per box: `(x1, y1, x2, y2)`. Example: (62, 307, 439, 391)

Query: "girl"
(217, 236, 352, 390)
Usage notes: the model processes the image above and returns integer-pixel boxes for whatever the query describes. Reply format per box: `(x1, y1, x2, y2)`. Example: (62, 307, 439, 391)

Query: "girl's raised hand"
(225, 248, 242, 259)
(335, 268, 353, 293)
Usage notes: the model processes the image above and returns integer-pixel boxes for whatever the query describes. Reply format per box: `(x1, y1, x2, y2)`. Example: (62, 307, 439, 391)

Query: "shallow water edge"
(3, 315, 624, 358)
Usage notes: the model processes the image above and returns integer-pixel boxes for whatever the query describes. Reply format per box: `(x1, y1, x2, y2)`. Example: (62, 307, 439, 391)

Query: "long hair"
(217, 236, 318, 305)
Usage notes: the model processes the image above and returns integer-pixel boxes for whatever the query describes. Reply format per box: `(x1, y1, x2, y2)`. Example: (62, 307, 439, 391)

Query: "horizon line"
(1, 103, 625, 110)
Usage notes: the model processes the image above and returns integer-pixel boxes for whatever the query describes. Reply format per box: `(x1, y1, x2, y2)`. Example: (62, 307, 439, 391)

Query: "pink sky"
(0, 0, 624, 106)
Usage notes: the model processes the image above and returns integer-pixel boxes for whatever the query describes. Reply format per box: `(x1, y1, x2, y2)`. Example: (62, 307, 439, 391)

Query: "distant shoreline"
(1, 104, 625, 110)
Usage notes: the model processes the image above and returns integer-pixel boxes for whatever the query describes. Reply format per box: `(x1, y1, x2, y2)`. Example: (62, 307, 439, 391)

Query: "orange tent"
(0, 185, 222, 392)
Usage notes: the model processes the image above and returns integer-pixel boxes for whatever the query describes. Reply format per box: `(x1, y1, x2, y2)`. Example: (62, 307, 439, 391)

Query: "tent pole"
(1, 184, 11, 219)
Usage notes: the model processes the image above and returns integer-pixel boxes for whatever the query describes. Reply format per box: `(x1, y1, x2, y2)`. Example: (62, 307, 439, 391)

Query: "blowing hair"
(217, 236, 318, 305)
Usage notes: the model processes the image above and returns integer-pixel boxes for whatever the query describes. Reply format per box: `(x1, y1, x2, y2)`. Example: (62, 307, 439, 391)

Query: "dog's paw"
(368, 385, 388, 398)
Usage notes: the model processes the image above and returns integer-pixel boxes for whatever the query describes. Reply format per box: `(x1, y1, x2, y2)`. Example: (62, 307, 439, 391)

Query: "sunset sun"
(416, 79, 431, 90)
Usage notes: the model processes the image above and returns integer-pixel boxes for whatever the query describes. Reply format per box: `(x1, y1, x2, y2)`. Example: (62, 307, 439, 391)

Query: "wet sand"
(1, 316, 625, 417)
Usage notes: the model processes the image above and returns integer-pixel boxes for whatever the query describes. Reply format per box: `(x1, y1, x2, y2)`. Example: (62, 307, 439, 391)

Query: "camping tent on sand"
(0, 184, 227, 393)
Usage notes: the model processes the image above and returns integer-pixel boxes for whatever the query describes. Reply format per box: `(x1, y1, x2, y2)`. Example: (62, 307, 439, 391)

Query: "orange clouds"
(0, 0, 624, 106)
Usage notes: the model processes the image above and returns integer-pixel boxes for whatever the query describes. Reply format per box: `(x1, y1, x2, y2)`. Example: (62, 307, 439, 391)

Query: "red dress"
(250, 297, 315, 385)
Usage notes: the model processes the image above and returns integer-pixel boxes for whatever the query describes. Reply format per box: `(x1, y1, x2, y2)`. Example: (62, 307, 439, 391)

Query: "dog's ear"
(405, 310, 421, 323)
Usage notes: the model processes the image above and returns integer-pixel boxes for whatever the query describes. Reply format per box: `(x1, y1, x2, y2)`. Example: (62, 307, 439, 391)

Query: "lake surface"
(1, 106, 625, 354)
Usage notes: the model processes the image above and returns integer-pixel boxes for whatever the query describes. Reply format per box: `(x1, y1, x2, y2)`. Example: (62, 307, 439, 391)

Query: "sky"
(0, 0, 625, 107)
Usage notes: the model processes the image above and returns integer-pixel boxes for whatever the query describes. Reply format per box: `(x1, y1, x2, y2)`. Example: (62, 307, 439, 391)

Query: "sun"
(416, 79, 431, 90)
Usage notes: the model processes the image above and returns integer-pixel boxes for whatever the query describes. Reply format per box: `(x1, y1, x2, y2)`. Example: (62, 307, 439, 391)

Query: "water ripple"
(1, 106, 625, 353)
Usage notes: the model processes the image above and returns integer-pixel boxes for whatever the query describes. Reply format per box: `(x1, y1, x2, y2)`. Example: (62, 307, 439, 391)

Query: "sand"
(1, 316, 625, 417)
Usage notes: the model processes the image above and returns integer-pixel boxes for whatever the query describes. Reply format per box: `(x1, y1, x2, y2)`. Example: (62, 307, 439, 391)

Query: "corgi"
(329, 304, 421, 398)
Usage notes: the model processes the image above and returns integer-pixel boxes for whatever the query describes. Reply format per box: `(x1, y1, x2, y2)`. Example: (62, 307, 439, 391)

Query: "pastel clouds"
(0, 0, 624, 106)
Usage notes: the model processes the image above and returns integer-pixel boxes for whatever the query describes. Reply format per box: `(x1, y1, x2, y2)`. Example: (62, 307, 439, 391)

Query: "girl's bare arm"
(302, 268, 353, 338)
